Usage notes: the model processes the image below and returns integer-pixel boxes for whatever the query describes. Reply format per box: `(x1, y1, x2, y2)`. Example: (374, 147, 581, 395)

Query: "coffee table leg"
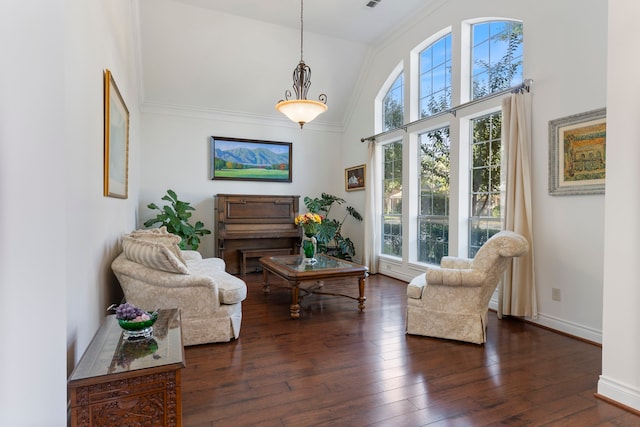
(290, 283, 300, 318)
(262, 268, 270, 293)
(357, 276, 367, 311)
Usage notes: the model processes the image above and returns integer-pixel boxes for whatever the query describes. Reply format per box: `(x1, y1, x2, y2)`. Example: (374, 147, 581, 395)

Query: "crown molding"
(140, 102, 345, 133)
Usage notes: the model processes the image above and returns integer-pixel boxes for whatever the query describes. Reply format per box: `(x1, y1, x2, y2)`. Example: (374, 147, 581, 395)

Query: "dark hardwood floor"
(182, 272, 638, 426)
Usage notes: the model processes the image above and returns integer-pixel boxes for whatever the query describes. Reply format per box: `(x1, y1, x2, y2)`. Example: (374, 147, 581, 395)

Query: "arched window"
(419, 34, 452, 118)
(382, 74, 404, 131)
(376, 18, 524, 269)
(471, 21, 523, 99)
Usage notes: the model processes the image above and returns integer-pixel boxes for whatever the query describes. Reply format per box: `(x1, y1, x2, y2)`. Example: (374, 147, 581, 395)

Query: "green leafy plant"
(303, 193, 363, 261)
(143, 189, 211, 250)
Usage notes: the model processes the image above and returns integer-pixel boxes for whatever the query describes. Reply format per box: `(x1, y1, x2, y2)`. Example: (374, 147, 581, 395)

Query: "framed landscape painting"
(103, 69, 129, 199)
(549, 108, 606, 195)
(210, 137, 292, 182)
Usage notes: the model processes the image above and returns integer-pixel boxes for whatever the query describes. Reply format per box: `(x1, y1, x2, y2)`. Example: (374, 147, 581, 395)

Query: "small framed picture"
(549, 108, 606, 195)
(345, 164, 366, 191)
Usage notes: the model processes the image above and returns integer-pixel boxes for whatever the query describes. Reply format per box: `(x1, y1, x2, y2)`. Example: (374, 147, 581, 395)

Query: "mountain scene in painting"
(212, 140, 290, 181)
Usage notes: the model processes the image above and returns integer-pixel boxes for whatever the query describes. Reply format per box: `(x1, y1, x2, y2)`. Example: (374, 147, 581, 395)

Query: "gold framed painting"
(103, 69, 130, 198)
(345, 164, 366, 191)
(549, 108, 606, 196)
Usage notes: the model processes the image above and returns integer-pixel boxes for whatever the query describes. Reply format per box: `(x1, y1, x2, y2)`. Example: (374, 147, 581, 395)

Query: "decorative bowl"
(118, 311, 158, 339)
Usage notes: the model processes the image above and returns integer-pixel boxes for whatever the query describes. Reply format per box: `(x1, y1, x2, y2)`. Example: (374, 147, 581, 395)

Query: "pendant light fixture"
(275, 0, 327, 128)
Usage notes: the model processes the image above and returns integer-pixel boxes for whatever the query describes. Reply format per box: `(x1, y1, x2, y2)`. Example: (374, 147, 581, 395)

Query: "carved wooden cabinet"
(215, 194, 301, 274)
(68, 309, 185, 427)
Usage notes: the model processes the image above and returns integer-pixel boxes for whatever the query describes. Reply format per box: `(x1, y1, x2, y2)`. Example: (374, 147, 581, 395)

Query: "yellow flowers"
(295, 213, 323, 237)
(294, 212, 322, 225)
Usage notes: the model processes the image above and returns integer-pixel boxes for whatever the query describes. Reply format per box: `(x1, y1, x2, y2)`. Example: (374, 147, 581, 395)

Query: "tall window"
(472, 21, 523, 99)
(419, 34, 452, 117)
(383, 74, 404, 131)
(376, 19, 522, 269)
(382, 141, 403, 256)
(418, 127, 450, 264)
(469, 112, 503, 257)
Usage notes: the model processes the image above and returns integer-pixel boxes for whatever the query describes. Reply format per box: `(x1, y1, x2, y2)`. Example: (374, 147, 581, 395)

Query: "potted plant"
(143, 189, 211, 250)
(303, 193, 363, 261)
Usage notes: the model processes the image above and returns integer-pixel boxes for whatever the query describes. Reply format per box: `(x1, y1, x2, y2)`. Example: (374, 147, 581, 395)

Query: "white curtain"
(499, 92, 537, 319)
(363, 140, 379, 274)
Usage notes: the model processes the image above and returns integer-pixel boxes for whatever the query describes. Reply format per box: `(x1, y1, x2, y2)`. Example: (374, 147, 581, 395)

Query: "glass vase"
(302, 235, 317, 264)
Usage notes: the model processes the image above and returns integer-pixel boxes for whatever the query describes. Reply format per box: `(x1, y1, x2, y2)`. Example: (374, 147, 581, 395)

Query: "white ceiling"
(170, 0, 436, 44)
(137, 0, 442, 128)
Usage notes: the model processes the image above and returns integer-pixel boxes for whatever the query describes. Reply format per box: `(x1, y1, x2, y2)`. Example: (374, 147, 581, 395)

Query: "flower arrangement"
(295, 212, 323, 237)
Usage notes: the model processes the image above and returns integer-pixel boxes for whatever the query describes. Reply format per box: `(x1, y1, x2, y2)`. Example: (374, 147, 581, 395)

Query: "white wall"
(0, 1, 140, 424)
(598, 0, 640, 412)
(341, 0, 608, 343)
(64, 0, 141, 370)
(0, 1, 67, 424)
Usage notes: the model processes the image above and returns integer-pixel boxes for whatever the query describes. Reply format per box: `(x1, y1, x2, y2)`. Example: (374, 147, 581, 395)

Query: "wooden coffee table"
(260, 253, 368, 318)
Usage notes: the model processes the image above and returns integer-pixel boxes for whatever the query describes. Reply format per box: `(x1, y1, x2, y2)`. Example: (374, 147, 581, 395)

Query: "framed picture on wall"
(549, 108, 606, 196)
(345, 164, 366, 191)
(210, 136, 292, 182)
(103, 69, 130, 199)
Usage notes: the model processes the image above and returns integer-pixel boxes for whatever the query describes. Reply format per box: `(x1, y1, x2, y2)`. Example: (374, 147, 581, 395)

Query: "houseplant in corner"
(143, 189, 211, 250)
(303, 193, 363, 261)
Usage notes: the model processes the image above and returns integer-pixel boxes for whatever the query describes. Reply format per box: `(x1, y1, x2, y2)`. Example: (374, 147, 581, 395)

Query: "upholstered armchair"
(111, 227, 247, 346)
(406, 230, 529, 344)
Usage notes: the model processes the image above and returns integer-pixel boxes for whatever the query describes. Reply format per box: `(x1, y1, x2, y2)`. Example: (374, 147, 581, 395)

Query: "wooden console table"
(68, 309, 185, 427)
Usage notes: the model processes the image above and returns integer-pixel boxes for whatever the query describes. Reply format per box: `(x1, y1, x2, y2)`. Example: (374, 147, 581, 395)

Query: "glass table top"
(271, 254, 357, 271)
(68, 308, 184, 383)
(264, 253, 367, 273)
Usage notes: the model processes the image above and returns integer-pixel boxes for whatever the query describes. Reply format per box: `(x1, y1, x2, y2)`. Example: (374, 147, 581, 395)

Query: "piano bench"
(239, 248, 293, 275)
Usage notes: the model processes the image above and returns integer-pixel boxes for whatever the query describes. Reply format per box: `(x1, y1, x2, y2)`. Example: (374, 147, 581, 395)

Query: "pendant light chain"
(300, 0, 304, 62)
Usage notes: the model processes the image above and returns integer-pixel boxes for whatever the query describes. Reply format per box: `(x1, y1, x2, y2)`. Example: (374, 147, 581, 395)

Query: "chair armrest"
(440, 256, 473, 269)
(425, 266, 485, 287)
(181, 250, 203, 262)
(407, 273, 426, 299)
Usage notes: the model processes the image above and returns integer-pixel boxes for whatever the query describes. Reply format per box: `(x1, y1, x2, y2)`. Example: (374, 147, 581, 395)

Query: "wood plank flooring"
(182, 273, 638, 426)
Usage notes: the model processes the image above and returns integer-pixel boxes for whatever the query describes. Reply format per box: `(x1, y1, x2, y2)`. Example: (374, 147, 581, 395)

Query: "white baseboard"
(597, 376, 640, 412)
(377, 262, 422, 283)
(489, 298, 603, 344)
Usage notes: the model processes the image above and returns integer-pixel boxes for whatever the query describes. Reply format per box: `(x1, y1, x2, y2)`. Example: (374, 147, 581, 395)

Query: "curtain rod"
(361, 78, 533, 143)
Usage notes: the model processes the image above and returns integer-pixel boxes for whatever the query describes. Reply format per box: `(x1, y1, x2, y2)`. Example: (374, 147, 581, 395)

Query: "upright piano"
(214, 194, 301, 274)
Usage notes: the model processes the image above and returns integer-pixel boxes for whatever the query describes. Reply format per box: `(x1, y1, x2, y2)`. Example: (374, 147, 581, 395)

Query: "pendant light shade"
(275, 0, 327, 128)
(276, 99, 328, 127)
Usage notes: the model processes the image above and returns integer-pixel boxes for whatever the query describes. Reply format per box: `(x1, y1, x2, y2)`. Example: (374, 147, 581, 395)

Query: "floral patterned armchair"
(111, 228, 247, 346)
(406, 230, 529, 344)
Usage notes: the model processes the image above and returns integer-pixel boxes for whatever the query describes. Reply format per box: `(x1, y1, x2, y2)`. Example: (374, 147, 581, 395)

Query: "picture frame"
(210, 136, 292, 182)
(103, 69, 130, 198)
(549, 108, 606, 196)
(345, 164, 366, 191)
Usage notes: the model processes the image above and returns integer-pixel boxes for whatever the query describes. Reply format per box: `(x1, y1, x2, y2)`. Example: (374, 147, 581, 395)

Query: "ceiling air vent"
(366, 0, 381, 8)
